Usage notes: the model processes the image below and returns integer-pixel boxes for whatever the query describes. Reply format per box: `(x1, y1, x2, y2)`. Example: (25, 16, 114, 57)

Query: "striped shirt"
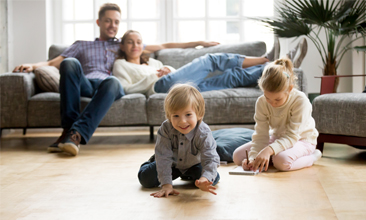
(155, 120, 220, 186)
(60, 38, 120, 80)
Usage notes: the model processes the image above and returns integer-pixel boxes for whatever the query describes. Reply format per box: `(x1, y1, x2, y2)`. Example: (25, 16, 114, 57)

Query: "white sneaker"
(312, 149, 322, 162)
(287, 38, 308, 68)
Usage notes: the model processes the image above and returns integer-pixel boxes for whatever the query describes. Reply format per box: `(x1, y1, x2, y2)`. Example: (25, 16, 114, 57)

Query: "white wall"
(352, 37, 366, 93)
(280, 33, 358, 94)
(9, 0, 48, 69)
(1, 0, 9, 73)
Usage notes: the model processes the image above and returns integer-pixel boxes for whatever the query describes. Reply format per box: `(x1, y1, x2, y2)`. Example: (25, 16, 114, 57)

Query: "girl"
(233, 58, 322, 172)
(113, 30, 271, 97)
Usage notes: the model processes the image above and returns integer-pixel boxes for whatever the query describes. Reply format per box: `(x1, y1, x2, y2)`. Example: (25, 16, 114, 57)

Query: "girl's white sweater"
(249, 89, 318, 160)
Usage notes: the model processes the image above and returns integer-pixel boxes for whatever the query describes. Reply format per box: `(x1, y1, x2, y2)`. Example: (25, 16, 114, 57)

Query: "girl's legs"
(154, 53, 245, 93)
(197, 64, 265, 92)
(233, 137, 317, 171)
(232, 142, 253, 166)
(272, 140, 316, 171)
(233, 136, 276, 166)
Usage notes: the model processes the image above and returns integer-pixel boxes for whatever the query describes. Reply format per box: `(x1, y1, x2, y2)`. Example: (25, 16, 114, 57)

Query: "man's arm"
(144, 41, 220, 54)
(13, 56, 65, 73)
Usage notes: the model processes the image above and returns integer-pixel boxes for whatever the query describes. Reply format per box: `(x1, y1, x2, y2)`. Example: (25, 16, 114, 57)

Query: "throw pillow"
(212, 128, 254, 162)
(34, 66, 60, 92)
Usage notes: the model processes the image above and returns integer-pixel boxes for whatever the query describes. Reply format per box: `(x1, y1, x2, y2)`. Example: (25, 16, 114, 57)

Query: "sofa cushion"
(147, 87, 262, 126)
(154, 41, 266, 70)
(28, 93, 148, 127)
(34, 66, 60, 93)
(212, 128, 254, 162)
(312, 93, 366, 138)
(48, 44, 69, 60)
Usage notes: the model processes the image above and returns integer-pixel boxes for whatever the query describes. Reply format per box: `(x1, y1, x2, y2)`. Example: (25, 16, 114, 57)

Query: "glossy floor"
(1, 128, 365, 220)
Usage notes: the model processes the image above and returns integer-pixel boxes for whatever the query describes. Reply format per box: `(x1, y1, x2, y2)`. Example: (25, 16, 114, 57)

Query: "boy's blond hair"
(164, 84, 205, 122)
(258, 57, 298, 93)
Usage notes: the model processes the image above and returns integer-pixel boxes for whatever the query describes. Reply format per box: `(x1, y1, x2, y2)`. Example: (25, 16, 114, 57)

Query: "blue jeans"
(154, 53, 265, 93)
(59, 58, 125, 144)
(138, 161, 220, 188)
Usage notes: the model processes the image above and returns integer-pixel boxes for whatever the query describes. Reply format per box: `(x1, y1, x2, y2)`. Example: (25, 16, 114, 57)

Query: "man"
(13, 3, 219, 156)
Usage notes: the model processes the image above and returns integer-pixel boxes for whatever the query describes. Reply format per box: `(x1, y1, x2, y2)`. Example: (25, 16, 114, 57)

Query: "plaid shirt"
(60, 38, 120, 80)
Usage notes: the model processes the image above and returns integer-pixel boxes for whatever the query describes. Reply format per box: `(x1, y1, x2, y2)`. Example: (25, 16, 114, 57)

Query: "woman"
(113, 30, 271, 97)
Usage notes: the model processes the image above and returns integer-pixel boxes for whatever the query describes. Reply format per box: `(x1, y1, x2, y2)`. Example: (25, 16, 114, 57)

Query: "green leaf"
(354, 46, 366, 52)
(250, 0, 366, 70)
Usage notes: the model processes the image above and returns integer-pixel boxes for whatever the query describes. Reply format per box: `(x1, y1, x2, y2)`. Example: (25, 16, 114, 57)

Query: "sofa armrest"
(294, 68, 307, 95)
(0, 72, 36, 128)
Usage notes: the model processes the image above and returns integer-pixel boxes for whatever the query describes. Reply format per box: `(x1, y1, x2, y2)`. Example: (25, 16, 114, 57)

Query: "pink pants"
(232, 136, 316, 171)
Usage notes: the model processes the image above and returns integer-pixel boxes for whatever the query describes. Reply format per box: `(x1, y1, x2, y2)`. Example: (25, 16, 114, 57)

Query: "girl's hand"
(156, 67, 171, 77)
(150, 184, 179, 198)
(242, 159, 254, 171)
(195, 177, 217, 195)
(252, 146, 274, 172)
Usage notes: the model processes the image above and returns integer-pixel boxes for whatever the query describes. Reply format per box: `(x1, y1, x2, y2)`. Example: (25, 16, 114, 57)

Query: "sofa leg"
(316, 142, 324, 153)
(23, 128, 27, 135)
(150, 126, 154, 140)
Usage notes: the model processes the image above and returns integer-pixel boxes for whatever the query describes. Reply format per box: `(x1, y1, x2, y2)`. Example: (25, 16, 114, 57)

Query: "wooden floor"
(1, 128, 365, 220)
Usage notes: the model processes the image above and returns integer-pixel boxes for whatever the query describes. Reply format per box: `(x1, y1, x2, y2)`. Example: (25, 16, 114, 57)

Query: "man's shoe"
(287, 38, 307, 68)
(262, 37, 280, 61)
(148, 154, 155, 163)
(59, 130, 81, 156)
(47, 129, 68, 153)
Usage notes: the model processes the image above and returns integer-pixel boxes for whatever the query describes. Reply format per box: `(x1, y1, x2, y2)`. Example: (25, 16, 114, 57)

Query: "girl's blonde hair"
(258, 57, 298, 93)
(164, 84, 205, 122)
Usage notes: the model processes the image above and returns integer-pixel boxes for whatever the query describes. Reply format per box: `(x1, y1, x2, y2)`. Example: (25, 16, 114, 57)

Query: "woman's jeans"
(59, 58, 124, 144)
(138, 161, 220, 188)
(154, 53, 265, 93)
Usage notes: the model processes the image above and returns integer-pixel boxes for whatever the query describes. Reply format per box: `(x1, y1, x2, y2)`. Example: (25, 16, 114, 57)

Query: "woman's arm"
(144, 41, 220, 53)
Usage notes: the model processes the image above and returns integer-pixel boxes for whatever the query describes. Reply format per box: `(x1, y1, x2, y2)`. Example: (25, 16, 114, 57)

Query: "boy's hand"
(252, 146, 274, 172)
(150, 184, 179, 198)
(195, 177, 217, 195)
(242, 159, 254, 171)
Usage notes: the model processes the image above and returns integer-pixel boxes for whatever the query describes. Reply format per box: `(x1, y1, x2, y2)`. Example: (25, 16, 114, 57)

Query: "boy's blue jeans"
(59, 58, 125, 144)
(154, 53, 265, 93)
(138, 161, 220, 188)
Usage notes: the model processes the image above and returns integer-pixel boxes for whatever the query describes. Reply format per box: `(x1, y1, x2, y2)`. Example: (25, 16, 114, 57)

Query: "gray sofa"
(312, 85, 366, 151)
(0, 41, 307, 139)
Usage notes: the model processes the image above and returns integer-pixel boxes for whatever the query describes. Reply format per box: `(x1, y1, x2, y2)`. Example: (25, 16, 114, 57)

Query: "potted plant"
(255, 0, 366, 92)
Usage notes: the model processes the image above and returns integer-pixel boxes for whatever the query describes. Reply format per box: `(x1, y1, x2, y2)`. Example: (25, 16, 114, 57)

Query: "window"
(55, 0, 274, 48)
